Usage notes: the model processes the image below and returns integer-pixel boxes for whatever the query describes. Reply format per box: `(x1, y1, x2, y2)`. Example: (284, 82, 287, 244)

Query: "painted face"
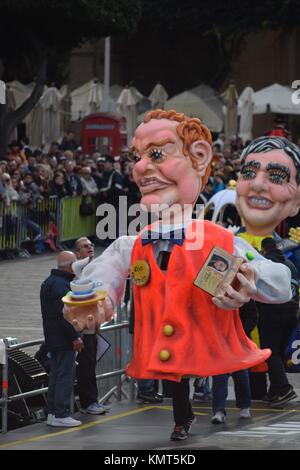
(131, 119, 201, 212)
(236, 149, 300, 235)
(213, 260, 228, 272)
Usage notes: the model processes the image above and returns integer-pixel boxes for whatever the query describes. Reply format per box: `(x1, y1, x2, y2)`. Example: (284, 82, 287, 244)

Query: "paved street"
(0, 253, 57, 344)
(2, 252, 300, 451)
(0, 248, 105, 345)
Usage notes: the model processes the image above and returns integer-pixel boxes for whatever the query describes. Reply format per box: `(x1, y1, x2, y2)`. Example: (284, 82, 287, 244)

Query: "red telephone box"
(81, 113, 127, 156)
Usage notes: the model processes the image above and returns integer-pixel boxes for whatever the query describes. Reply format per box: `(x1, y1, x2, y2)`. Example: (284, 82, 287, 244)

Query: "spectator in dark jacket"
(257, 237, 299, 406)
(40, 251, 83, 428)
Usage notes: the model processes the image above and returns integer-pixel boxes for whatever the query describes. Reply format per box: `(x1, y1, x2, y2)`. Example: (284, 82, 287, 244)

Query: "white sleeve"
(81, 236, 137, 307)
(233, 236, 292, 304)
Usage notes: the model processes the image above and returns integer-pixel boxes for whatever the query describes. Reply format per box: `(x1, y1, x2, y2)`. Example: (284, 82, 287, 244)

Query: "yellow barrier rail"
(59, 196, 97, 242)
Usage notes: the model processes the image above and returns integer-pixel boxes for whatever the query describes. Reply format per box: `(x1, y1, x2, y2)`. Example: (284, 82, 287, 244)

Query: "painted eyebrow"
(266, 163, 291, 180)
(241, 160, 261, 169)
(131, 139, 175, 154)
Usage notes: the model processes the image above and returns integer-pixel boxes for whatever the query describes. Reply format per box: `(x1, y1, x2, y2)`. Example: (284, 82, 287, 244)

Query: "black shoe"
(170, 425, 188, 441)
(269, 387, 297, 407)
(185, 415, 197, 433)
(136, 391, 164, 404)
(263, 393, 278, 403)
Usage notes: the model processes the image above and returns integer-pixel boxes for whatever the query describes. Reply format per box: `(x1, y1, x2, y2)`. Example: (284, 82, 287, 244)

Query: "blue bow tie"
(141, 229, 185, 246)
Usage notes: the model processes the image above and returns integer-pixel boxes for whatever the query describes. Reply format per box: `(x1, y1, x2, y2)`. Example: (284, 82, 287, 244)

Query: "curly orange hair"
(143, 109, 212, 189)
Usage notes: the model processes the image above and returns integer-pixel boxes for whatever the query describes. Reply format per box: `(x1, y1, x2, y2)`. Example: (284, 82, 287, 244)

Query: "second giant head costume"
(236, 136, 300, 237)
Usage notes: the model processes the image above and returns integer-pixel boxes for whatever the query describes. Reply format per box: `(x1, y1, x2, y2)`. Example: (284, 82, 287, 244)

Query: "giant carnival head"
(236, 136, 300, 236)
(130, 109, 213, 212)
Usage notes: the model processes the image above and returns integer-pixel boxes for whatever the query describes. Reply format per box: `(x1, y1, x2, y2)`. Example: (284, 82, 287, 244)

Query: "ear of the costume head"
(190, 140, 213, 177)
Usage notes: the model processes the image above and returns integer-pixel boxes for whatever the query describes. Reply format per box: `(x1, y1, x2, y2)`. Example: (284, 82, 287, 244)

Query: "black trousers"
(170, 379, 193, 426)
(258, 309, 297, 396)
(76, 334, 98, 408)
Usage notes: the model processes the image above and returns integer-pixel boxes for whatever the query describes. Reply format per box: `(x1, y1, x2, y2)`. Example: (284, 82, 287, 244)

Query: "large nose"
(134, 156, 156, 175)
(250, 170, 267, 192)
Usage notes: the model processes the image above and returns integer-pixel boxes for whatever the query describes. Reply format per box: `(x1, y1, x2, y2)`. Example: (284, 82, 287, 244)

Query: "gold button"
(159, 349, 171, 361)
(163, 325, 174, 336)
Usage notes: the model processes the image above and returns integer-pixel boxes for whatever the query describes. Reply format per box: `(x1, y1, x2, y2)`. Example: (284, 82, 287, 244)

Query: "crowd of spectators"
(0, 133, 141, 210)
(1, 119, 299, 256)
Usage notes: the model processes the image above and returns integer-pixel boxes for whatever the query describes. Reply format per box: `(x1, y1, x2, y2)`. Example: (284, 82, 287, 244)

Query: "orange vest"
(126, 220, 271, 382)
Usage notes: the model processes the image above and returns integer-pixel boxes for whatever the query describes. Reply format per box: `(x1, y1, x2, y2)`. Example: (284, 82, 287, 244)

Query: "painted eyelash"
(269, 171, 288, 185)
(150, 148, 164, 161)
(266, 164, 291, 182)
(131, 154, 141, 163)
(241, 168, 256, 180)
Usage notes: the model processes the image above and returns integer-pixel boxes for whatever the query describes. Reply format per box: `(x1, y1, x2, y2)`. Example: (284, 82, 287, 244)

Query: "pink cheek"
(160, 159, 189, 180)
(268, 186, 296, 203)
(236, 180, 250, 197)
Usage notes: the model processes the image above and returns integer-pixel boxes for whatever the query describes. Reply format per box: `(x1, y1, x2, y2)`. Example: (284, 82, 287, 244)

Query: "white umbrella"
(6, 80, 35, 108)
(0, 80, 6, 104)
(40, 86, 63, 145)
(238, 86, 255, 142)
(117, 86, 143, 144)
(87, 80, 103, 114)
(253, 83, 300, 115)
(26, 101, 44, 148)
(70, 79, 103, 120)
(110, 84, 123, 100)
(222, 83, 239, 140)
(149, 83, 168, 109)
(7, 80, 38, 141)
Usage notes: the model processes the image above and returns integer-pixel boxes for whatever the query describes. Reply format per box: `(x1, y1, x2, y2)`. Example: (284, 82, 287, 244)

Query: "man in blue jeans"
(40, 251, 83, 427)
(211, 370, 251, 423)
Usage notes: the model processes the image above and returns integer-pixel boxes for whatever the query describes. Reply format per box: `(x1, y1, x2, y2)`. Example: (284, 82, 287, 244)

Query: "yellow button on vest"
(159, 349, 171, 361)
(163, 325, 174, 336)
(131, 260, 150, 286)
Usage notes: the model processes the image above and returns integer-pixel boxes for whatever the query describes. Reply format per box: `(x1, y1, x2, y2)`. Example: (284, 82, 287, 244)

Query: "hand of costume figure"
(73, 337, 84, 352)
(63, 298, 114, 332)
(212, 263, 257, 310)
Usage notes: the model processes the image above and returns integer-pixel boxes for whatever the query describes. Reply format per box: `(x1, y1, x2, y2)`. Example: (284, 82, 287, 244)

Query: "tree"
(0, 0, 142, 157)
(137, 0, 300, 89)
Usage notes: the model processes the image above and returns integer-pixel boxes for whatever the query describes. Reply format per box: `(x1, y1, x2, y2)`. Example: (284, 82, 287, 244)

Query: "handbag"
(79, 195, 94, 216)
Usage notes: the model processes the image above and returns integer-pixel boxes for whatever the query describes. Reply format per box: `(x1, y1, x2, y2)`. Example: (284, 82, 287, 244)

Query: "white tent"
(253, 83, 300, 115)
(190, 84, 224, 130)
(163, 90, 223, 132)
(238, 86, 255, 142)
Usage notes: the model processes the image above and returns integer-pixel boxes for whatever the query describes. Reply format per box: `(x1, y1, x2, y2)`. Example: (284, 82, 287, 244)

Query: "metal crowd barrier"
(0, 195, 100, 255)
(0, 200, 21, 251)
(59, 196, 97, 243)
(0, 316, 132, 435)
